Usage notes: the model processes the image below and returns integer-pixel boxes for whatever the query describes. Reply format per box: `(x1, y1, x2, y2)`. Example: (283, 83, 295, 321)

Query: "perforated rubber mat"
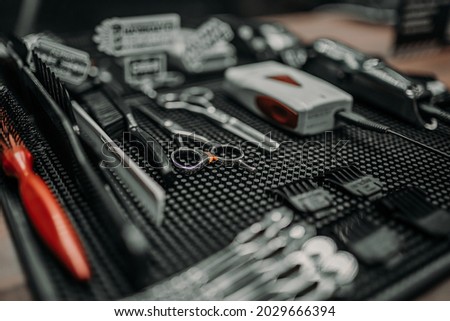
(1, 62, 450, 300)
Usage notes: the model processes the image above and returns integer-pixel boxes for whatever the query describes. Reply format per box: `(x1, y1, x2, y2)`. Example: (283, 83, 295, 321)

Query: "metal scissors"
(156, 87, 280, 152)
(171, 139, 256, 173)
(132, 103, 256, 173)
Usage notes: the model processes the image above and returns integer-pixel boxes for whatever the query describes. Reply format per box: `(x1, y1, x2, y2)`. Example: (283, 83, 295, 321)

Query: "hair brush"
(0, 105, 91, 281)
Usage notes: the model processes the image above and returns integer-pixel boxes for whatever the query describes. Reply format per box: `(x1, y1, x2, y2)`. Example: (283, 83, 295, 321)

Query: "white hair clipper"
(224, 61, 353, 135)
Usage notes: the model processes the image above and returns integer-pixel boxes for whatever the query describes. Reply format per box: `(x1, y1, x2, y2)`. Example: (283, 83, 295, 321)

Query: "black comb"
(32, 51, 77, 126)
(272, 178, 333, 215)
(376, 186, 450, 237)
(7, 34, 29, 63)
(319, 164, 383, 200)
(334, 216, 402, 265)
(80, 91, 124, 136)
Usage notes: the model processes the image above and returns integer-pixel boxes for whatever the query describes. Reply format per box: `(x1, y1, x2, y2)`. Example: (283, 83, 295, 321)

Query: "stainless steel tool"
(157, 86, 280, 152)
(72, 102, 166, 224)
(132, 103, 256, 173)
(128, 209, 359, 301)
(131, 207, 294, 300)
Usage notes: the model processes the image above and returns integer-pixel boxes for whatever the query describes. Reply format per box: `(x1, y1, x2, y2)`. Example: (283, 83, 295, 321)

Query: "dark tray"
(1, 50, 450, 300)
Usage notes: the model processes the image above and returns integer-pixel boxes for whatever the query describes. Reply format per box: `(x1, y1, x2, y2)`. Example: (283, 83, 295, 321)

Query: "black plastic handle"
(129, 126, 173, 176)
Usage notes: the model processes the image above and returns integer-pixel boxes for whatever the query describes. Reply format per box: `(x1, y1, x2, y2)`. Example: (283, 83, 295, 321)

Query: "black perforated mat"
(1, 67, 450, 300)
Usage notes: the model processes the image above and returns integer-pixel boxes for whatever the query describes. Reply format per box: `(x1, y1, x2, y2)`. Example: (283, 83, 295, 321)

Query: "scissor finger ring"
(157, 92, 181, 106)
(211, 145, 256, 172)
(171, 147, 214, 172)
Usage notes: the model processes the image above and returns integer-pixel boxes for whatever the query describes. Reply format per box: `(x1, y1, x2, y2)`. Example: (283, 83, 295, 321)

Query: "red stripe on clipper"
(267, 74, 301, 87)
(256, 96, 298, 129)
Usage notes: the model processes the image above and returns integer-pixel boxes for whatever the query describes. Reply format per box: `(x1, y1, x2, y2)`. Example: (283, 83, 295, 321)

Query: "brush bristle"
(0, 107, 23, 152)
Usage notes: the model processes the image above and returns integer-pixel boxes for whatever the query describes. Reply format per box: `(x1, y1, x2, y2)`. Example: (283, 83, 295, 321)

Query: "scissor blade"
(222, 117, 280, 152)
(73, 102, 166, 225)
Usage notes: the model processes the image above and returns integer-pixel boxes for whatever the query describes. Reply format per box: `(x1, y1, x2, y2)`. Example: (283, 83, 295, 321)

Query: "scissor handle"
(210, 145, 243, 162)
(156, 92, 186, 109)
(171, 145, 256, 173)
(171, 147, 215, 172)
(210, 145, 257, 172)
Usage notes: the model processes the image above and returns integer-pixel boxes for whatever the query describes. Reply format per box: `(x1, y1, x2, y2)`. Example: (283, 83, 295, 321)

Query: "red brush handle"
(2, 146, 91, 281)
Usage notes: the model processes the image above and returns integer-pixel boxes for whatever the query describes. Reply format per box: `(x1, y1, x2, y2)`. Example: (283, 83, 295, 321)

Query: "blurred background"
(1, 0, 401, 33)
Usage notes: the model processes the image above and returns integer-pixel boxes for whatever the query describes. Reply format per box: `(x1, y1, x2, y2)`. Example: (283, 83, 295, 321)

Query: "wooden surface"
(266, 12, 450, 86)
(1, 11, 450, 300)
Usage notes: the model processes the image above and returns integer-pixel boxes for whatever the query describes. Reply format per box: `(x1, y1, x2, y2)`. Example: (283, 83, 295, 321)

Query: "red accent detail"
(268, 74, 301, 87)
(255, 96, 299, 129)
(2, 146, 91, 281)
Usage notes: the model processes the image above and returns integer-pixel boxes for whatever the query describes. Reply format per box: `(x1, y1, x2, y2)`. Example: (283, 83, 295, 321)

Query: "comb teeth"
(81, 91, 124, 136)
(32, 51, 76, 125)
(278, 179, 318, 197)
(320, 164, 383, 200)
(322, 165, 364, 185)
(271, 178, 333, 214)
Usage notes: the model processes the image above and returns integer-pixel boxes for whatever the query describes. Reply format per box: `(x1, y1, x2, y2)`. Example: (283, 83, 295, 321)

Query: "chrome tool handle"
(223, 117, 280, 152)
